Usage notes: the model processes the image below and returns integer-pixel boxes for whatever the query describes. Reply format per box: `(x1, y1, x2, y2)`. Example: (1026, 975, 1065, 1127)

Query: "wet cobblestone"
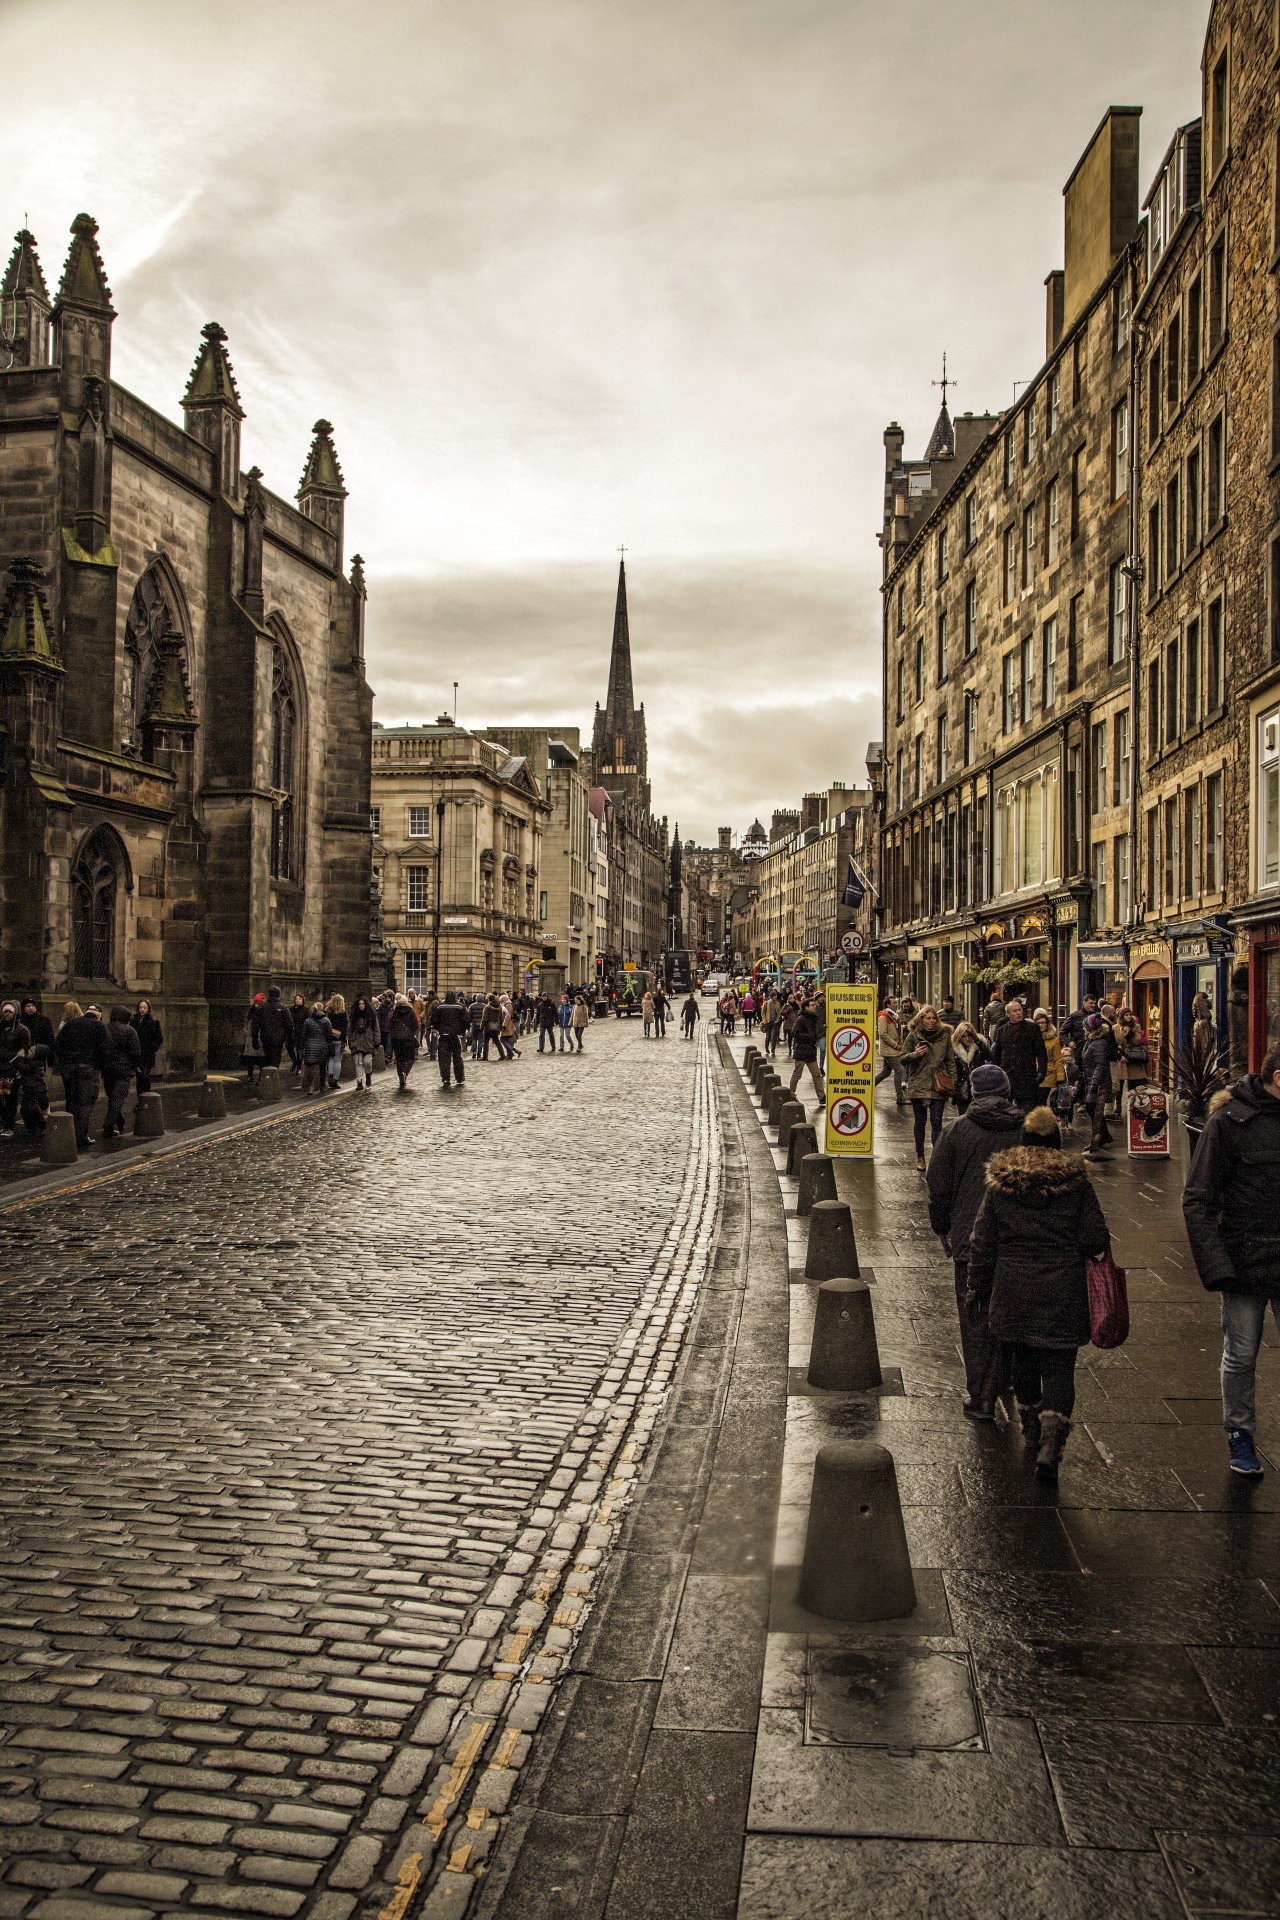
(0, 1022, 718, 1917)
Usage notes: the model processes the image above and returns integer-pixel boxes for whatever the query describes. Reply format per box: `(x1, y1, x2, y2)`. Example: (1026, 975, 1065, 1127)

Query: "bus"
(663, 949, 693, 992)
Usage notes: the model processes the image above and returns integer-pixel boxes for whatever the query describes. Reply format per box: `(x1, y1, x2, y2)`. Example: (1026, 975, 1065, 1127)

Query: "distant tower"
(591, 558, 648, 805)
(667, 821, 683, 948)
(1, 229, 51, 368)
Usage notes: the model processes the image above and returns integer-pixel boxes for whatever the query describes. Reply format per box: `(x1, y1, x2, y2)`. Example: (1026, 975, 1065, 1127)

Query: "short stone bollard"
(807, 1278, 882, 1390)
(758, 1074, 779, 1108)
(743, 1045, 760, 1075)
(798, 1152, 839, 1215)
(786, 1122, 818, 1176)
(257, 1066, 282, 1105)
(132, 1092, 166, 1138)
(40, 1112, 77, 1165)
(197, 1077, 227, 1120)
(340, 1050, 356, 1083)
(805, 1198, 860, 1280)
(798, 1441, 916, 1621)
(767, 1083, 790, 1129)
(777, 1100, 806, 1152)
(749, 1057, 768, 1092)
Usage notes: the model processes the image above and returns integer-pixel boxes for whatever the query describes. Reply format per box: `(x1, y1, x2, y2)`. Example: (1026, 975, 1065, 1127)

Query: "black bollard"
(767, 1084, 789, 1129)
(743, 1045, 760, 1075)
(807, 1278, 882, 1390)
(777, 1100, 806, 1152)
(198, 1078, 227, 1120)
(798, 1442, 916, 1621)
(797, 1153, 838, 1215)
(786, 1123, 818, 1176)
(805, 1198, 859, 1280)
(132, 1092, 166, 1138)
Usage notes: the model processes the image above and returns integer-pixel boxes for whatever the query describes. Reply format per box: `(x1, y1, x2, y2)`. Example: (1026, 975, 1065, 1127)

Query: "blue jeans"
(911, 1096, 945, 1156)
(1220, 1291, 1280, 1434)
(328, 1038, 344, 1085)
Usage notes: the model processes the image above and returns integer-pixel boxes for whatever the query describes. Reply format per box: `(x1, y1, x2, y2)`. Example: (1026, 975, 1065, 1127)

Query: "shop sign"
(441, 916, 469, 927)
(1019, 913, 1047, 937)
(1126, 1087, 1170, 1160)
(1054, 899, 1079, 926)
(1078, 942, 1126, 966)
(1175, 938, 1211, 964)
(1128, 939, 1170, 969)
(824, 983, 877, 1159)
(907, 945, 925, 962)
(983, 923, 1006, 942)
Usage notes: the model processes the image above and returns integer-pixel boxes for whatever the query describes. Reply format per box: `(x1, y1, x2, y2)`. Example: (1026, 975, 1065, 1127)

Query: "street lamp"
(432, 796, 446, 997)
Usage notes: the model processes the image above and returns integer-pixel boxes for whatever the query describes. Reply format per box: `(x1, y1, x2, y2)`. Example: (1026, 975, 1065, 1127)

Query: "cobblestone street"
(0, 1020, 717, 1920)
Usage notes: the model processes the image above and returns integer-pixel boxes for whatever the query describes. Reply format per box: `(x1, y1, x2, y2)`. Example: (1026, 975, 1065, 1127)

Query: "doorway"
(1131, 962, 1171, 1087)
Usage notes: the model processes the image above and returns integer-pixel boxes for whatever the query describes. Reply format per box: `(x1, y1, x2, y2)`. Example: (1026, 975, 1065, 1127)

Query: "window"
(1042, 616, 1058, 707)
(269, 647, 297, 882)
(404, 952, 428, 995)
(1090, 721, 1108, 814)
(1072, 331, 1084, 404)
(539, 889, 549, 921)
(1004, 432, 1016, 488)
(1206, 770, 1223, 892)
(896, 583, 905, 633)
(369, 806, 381, 836)
(895, 750, 904, 811)
(1046, 477, 1060, 564)
(1048, 368, 1061, 436)
(1068, 591, 1082, 690)
(1020, 634, 1035, 724)
(1024, 401, 1038, 465)
(963, 690, 978, 767)
(965, 492, 978, 547)
(1092, 840, 1108, 925)
(1022, 502, 1038, 586)
(1147, 504, 1161, 598)
(936, 714, 948, 785)
(937, 526, 949, 582)
(1210, 47, 1229, 176)
(1002, 652, 1017, 733)
(1187, 274, 1203, 383)
(1003, 528, 1017, 604)
(1108, 559, 1127, 664)
(1166, 475, 1181, 578)
(964, 579, 977, 655)
(1165, 642, 1180, 746)
(1069, 446, 1082, 540)
(1148, 658, 1162, 759)
(1148, 346, 1162, 447)
(1115, 277, 1131, 353)
(1184, 784, 1201, 898)
(1111, 399, 1129, 499)
(915, 559, 925, 604)
(408, 806, 432, 839)
(913, 732, 923, 800)
(1185, 617, 1201, 727)
(914, 636, 924, 702)
(1167, 314, 1181, 412)
(895, 656, 905, 721)
(405, 865, 430, 912)
(1208, 412, 1225, 526)
(71, 833, 118, 982)
(1115, 832, 1131, 923)
(1186, 446, 1201, 549)
(1208, 233, 1226, 356)
(1261, 708, 1280, 890)
(1271, 332, 1280, 460)
(1208, 594, 1224, 710)
(1274, 125, 1280, 256)
(1067, 744, 1082, 875)
(937, 612, 949, 682)
(1115, 709, 1131, 804)
(1147, 808, 1159, 905)
(1164, 795, 1179, 905)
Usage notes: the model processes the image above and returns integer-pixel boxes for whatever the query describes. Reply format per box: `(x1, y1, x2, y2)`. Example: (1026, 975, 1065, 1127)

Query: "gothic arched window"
(72, 834, 120, 982)
(124, 566, 185, 757)
(269, 645, 297, 881)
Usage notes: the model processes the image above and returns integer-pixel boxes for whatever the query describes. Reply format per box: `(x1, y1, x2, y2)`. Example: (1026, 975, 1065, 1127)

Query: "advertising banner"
(824, 982, 877, 1158)
(1126, 1086, 1170, 1159)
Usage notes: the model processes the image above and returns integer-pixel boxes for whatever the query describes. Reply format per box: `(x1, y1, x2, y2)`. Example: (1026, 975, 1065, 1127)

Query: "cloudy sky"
(1, 0, 1208, 841)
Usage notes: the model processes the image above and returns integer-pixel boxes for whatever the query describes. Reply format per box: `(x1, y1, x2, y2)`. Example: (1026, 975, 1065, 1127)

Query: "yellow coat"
(1038, 1030, 1065, 1088)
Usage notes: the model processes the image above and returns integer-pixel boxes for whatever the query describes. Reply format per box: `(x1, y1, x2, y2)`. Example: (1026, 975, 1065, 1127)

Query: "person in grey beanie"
(926, 1061, 1026, 1418)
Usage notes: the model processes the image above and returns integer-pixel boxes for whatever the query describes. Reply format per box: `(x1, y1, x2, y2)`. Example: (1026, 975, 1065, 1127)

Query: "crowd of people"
(0, 996, 163, 1150)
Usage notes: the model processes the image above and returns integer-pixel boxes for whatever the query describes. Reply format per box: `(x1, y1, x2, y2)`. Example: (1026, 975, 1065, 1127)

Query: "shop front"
(967, 908, 1053, 1020)
(1168, 919, 1233, 1070)
(1050, 892, 1089, 1016)
(1077, 939, 1128, 1010)
(1236, 906, 1280, 1068)
(1128, 936, 1172, 1086)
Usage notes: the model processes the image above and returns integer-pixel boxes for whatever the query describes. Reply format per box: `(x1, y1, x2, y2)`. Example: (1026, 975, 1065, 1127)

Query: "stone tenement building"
(485, 725, 598, 991)
(740, 776, 877, 978)
(587, 560, 668, 970)
(681, 826, 762, 966)
(0, 214, 373, 1070)
(370, 722, 545, 999)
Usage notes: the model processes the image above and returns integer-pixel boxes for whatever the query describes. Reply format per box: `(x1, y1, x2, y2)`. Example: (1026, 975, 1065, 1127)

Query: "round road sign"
(830, 1023, 871, 1067)
(839, 929, 865, 956)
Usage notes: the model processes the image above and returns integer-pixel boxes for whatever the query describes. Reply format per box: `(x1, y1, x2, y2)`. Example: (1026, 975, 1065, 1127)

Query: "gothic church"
(0, 214, 374, 1070)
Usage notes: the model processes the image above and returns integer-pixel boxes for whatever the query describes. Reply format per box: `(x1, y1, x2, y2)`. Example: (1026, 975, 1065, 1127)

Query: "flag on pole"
(841, 856, 865, 909)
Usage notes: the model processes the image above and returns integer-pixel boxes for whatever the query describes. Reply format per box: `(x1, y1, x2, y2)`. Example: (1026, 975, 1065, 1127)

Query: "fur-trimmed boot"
(1035, 1411, 1071, 1483)
(1017, 1402, 1042, 1455)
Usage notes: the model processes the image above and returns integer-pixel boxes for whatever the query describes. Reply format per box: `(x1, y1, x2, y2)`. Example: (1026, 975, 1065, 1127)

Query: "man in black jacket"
(54, 1006, 113, 1148)
(991, 1000, 1048, 1111)
(255, 986, 293, 1069)
(927, 1063, 1026, 1418)
(0, 1003, 32, 1137)
(103, 1006, 142, 1137)
(1059, 994, 1097, 1055)
(431, 991, 469, 1089)
(1183, 1043, 1280, 1477)
(19, 997, 56, 1054)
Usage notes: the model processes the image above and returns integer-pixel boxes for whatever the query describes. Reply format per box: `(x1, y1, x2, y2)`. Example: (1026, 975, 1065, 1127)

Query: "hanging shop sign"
(1127, 1086, 1171, 1159)
(824, 982, 877, 1159)
(1128, 938, 1171, 969)
(907, 945, 925, 962)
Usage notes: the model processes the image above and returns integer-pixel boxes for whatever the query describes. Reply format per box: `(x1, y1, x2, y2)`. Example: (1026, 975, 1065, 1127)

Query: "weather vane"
(932, 353, 956, 406)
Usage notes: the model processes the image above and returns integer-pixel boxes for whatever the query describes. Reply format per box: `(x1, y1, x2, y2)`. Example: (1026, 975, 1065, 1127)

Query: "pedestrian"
(241, 993, 266, 1083)
(741, 988, 757, 1035)
(571, 993, 589, 1051)
(290, 992, 309, 1076)
(966, 1105, 1111, 1482)
(388, 995, 419, 1089)
(1081, 1013, 1118, 1158)
(904, 1004, 956, 1170)
(347, 994, 380, 1089)
(1034, 1008, 1065, 1105)
(719, 989, 736, 1036)
(1116, 1009, 1150, 1104)
(652, 986, 668, 1039)
(761, 987, 781, 1057)
(54, 1003, 111, 1148)
(430, 989, 469, 1088)
(938, 994, 960, 1028)
(1059, 993, 1097, 1056)
(981, 986, 1007, 1040)
(131, 998, 164, 1096)
(950, 1021, 991, 1113)
(19, 997, 55, 1055)
(875, 996, 906, 1104)
(1191, 990, 1217, 1061)
(536, 993, 558, 1054)
(468, 994, 485, 1059)
(101, 1005, 141, 1138)
(781, 994, 799, 1056)
(0, 1002, 32, 1138)
(990, 998, 1048, 1112)
(302, 1000, 335, 1095)
(641, 989, 655, 1039)
(1182, 1041, 1280, 1478)
(926, 1061, 1025, 1418)
(500, 996, 521, 1059)
(325, 993, 349, 1089)
(13, 1042, 50, 1140)
(254, 986, 290, 1074)
(681, 991, 700, 1039)
(788, 994, 826, 1109)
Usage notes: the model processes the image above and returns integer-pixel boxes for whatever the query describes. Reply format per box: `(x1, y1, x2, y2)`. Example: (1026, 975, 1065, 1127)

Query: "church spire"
(2, 229, 51, 367)
(51, 213, 115, 411)
(297, 418, 346, 558)
(183, 322, 243, 499)
(605, 557, 634, 717)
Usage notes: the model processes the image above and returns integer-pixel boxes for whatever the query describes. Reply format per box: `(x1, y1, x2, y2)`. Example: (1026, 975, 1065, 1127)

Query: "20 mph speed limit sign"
(839, 930, 865, 955)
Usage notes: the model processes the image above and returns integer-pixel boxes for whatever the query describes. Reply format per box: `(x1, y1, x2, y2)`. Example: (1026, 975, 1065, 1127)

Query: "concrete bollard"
(798, 1153, 839, 1215)
(807, 1278, 882, 1390)
(805, 1198, 860, 1280)
(197, 1077, 227, 1120)
(757, 1071, 779, 1105)
(749, 1058, 767, 1092)
(767, 1084, 790, 1129)
(133, 1092, 166, 1138)
(743, 1045, 760, 1075)
(798, 1441, 916, 1621)
(777, 1100, 806, 1152)
(340, 1050, 356, 1083)
(257, 1066, 282, 1106)
(40, 1112, 77, 1165)
(786, 1122, 818, 1176)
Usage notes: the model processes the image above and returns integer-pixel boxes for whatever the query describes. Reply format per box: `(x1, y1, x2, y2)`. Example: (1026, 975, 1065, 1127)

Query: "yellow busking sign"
(824, 982, 877, 1157)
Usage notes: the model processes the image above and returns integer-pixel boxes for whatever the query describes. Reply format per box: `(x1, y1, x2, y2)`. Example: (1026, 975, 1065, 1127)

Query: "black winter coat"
(389, 1005, 419, 1056)
(131, 1012, 164, 1067)
(968, 1146, 1111, 1348)
(20, 1010, 55, 1053)
(925, 1096, 1027, 1261)
(1081, 1029, 1117, 1098)
(1183, 1075, 1280, 1297)
(255, 997, 292, 1054)
(54, 1013, 112, 1072)
(291, 1002, 310, 1048)
(105, 1013, 141, 1080)
(990, 1020, 1049, 1105)
(431, 1002, 470, 1040)
(0, 1018, 31, 1073)
(347, 1004, 381, 1053)
(791, 1008, 821, 1063)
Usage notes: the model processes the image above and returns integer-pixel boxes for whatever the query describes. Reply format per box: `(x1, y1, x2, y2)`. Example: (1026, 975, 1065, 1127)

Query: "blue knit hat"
(969, 1064, 1010, 1097)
